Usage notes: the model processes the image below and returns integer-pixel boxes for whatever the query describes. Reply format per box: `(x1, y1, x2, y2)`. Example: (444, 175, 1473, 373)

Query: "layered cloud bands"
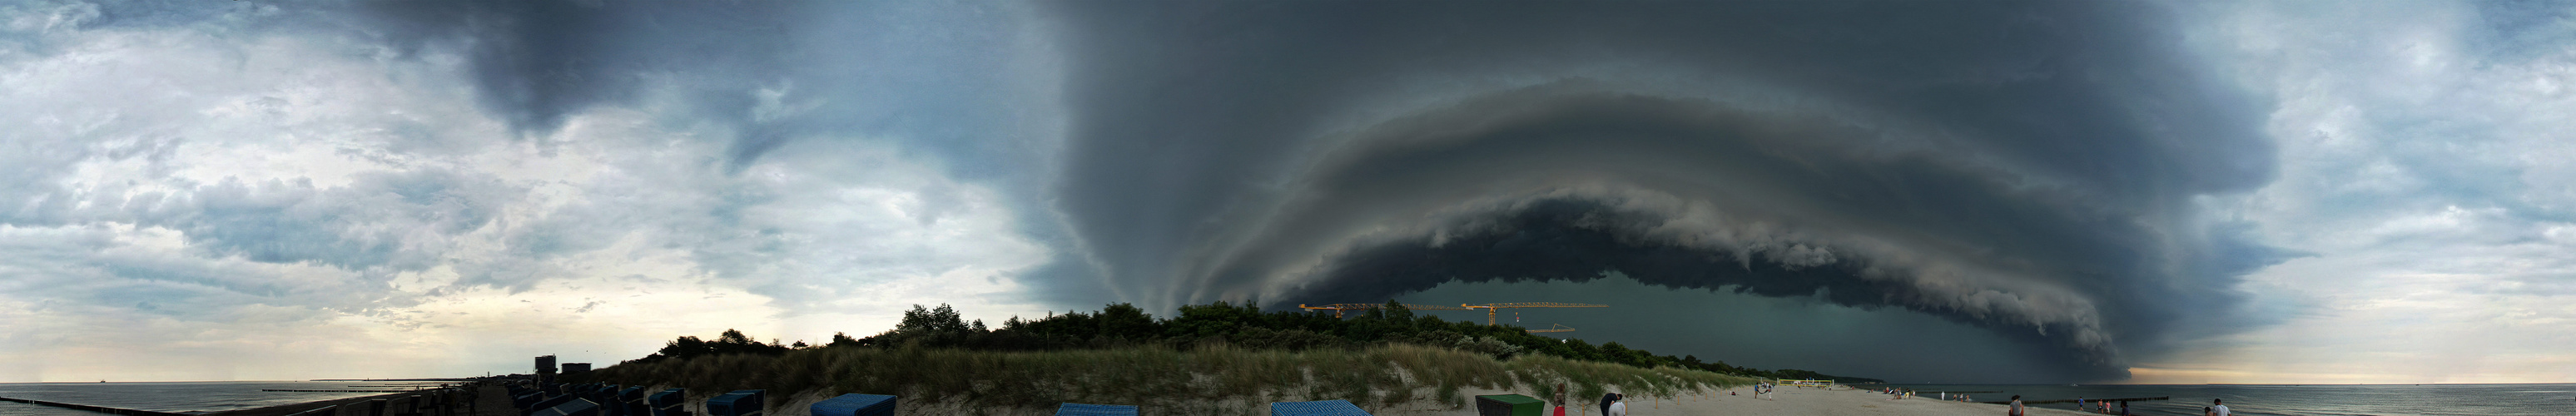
(1045, 1, 2281, 379)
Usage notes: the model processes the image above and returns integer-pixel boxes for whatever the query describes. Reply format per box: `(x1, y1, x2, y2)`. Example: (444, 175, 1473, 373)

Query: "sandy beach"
(733, 382, 2121, 416)
(1357, 384, 2116, 416)
(1551, 385, 2107, 416)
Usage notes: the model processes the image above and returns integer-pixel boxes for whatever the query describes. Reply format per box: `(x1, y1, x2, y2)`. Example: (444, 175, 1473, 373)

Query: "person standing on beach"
(2008, 395, 2024, 416)
(2211, 399, 2230, 416)
(1552, 384, 1567, 416)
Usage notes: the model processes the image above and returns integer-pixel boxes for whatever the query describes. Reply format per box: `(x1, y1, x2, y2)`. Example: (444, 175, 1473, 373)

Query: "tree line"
(617, 300, 1883, 384)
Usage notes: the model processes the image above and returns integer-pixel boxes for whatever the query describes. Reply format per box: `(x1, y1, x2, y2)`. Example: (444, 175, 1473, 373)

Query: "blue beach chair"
(616, 387, 648, 416)
(705, 390, 766, 416)
(1052, 403, 1139, 416)
(648, 389, 688, 416)
(1269, 399, 1372, 416)
(808, 394, 896, 416)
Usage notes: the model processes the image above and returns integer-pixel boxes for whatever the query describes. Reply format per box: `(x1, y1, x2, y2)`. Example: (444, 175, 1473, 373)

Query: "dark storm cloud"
(344, 0, 1075, 302)
(354, 1, 1052, 174)
(358, 1, 802, 145)
(1044, 1, 2281, 381)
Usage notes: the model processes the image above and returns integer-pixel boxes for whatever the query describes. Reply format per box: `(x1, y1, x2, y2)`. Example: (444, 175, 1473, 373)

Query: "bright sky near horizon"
(2, 0, 2572, 384)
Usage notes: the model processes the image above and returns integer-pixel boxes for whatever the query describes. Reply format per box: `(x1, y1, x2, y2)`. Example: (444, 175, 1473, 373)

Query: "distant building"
(563, 363, 592, 374)
(536, 355, 558, 382)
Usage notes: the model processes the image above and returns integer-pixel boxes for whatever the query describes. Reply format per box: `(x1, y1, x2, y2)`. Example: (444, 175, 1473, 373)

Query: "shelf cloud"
(1042, 1, 2287, 380)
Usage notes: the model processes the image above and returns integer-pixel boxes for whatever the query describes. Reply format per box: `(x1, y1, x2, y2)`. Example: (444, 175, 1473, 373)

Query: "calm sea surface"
(0, 381, 448, 416)
(1882, 384, 2576, 416)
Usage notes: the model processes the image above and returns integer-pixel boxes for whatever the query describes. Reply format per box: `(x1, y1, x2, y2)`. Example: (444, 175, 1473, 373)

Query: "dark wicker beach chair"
(704, 390, 766, 416)
(1052, 403, 1139, 416)
(648, 389, 689, 416)
(527, 394, 577, 416)
(534, 399, 602, 416)
(616, 386, 648, 416)
(808, 394, 896, 416)
(1269, 399, 1372, 416)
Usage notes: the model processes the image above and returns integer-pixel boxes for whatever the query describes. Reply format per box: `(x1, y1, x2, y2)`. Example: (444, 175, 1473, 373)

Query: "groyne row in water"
(0, 395, 190, 416)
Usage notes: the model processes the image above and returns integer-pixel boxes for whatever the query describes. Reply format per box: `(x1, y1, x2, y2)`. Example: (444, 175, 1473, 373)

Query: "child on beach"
(2008, 395, 2024, 416)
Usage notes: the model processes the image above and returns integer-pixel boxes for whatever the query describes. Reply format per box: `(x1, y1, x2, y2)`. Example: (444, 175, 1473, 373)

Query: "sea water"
(0, 381, 446, 416)
(1884, 384, 2576, 416)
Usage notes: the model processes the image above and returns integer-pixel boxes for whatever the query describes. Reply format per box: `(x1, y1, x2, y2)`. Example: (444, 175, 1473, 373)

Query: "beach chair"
(1052, 403, 1138, 416)
(1269, 399, 1372, 416)
(1473, 394, 1543, 416)
(528, 395, 578, 416)
(387, 396, 417, 416)
(617, 386, 648, 416)
(648, 389, 689, 416)
(704, 390, 766, 416)
(534, 399, 603, 416)
(808, 394, 896, 416)
(648, 389, 687, 416)
(595, 386, 623, 416)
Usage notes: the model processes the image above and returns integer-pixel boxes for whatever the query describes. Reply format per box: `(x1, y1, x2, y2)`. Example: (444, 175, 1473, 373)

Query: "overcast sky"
(2, 0, 2571, 384)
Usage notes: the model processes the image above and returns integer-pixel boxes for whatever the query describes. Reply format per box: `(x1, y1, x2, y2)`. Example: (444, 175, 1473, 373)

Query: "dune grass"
(579, 343, 1758, 415)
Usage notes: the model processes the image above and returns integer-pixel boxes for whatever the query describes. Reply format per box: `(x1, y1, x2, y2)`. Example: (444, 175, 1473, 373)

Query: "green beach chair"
(1473, 394, 1544, 416)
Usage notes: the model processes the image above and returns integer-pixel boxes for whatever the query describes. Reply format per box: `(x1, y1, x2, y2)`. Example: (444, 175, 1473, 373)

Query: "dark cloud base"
(1270, 198, 2129, 381)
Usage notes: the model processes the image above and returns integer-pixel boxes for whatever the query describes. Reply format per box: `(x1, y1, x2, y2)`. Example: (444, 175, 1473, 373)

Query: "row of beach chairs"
(282, 387, 469, 416)
(504, 382, 1397, 416)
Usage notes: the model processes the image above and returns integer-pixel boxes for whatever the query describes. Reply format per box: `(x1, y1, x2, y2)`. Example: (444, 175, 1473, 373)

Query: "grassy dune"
(579, 343, 1760, 414)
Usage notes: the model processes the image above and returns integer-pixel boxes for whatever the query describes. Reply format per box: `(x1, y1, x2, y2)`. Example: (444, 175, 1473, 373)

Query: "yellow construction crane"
(1297, 303, 1470, 319)
(1462, 302, 1608, 325)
